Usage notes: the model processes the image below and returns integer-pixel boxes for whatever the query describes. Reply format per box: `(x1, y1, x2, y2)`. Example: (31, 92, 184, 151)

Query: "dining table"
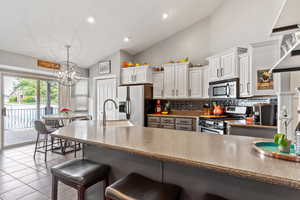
(42, 113, 91, 155)
(42, 113, 91, 124)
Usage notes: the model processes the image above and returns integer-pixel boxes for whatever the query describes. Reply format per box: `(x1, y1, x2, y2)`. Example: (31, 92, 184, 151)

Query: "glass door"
(2, 75, 59, 147)
(39, 80, 59, 119)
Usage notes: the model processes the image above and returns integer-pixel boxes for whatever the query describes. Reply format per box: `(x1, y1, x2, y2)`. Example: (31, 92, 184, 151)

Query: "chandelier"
(56, 45, 81, 87)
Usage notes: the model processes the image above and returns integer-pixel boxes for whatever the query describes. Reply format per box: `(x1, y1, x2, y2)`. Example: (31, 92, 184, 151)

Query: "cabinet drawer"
(148, 123, 160, 128)
(176, 124, 193, 131)
(148, 117, 160, 123)
(161, 117, 175, 124)
(175, 118, 193, 125)
(161, 124, 175, 129)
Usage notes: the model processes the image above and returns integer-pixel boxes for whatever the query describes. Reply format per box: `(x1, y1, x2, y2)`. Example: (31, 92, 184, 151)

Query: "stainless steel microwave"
(209, 78, 239, 99)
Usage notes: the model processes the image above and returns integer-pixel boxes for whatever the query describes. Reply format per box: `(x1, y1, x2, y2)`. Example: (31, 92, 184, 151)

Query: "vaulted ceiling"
(0, 0, 224, 67)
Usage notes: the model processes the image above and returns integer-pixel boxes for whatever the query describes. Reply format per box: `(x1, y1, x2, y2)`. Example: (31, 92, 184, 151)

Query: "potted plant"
(274, 133, 292, 153)
(60, 107, 72, 115)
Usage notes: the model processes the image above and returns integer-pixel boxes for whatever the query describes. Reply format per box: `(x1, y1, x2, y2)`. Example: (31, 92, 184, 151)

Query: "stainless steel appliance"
(117, 85, 152, 126)
(253, 104, 277, 126)
(209, 78, 239, 99)
(198, 106, 248, 135)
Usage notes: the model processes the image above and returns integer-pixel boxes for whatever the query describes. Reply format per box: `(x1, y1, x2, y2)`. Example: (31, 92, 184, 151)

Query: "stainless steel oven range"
(198, 106, 249, 135)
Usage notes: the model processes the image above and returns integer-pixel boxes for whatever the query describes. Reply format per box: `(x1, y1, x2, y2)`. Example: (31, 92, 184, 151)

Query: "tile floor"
(0, 144, 80, 200)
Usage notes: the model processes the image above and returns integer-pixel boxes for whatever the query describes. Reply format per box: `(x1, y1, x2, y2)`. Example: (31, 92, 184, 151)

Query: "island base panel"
(84, 144, 300, 200)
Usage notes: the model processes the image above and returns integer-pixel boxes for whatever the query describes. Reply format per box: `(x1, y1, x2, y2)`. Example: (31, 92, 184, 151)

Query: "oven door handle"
(226, 83, 231, 97)
(200, 127, 223, 135)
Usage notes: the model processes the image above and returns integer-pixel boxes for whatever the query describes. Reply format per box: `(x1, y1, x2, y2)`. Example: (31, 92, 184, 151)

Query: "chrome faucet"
(103, 99, 118, 126)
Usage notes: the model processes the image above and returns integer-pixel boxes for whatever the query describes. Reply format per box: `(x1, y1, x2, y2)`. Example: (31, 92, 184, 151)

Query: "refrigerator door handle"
(126, 100, 131, 119)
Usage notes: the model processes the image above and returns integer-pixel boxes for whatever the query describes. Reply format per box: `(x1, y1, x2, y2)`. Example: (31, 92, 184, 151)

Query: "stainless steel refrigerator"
(117, 85, 152, 126)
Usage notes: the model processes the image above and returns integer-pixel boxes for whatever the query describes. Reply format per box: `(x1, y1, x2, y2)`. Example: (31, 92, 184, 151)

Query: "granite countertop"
(51, 120, 300, 189)
(226, 120, 277, 129)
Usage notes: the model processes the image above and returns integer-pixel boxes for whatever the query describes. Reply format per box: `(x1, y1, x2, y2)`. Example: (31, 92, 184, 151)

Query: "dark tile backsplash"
(160, 100, 208, 110)
(160, 97, 277, 111)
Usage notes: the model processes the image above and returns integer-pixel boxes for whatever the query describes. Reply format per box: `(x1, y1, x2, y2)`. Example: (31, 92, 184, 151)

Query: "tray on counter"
(253, 141, 300, 162)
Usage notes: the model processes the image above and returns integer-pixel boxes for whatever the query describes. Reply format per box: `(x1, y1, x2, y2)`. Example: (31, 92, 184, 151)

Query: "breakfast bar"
(51, 120, 300, 200)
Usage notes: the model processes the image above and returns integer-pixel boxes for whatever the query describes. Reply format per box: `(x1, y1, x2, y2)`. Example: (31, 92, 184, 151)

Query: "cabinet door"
(208, 57, 220, 81)
(175, 63, 189, 98)
(239, 54, 250, 97)
(134, 66, 152, 83)
(121, 68, 134, 84)
(163, 64, 175, 98)
(152, 72, 164, 99)
(202, 66, 209, 98)
(220, 52, 236, 80)
(189, 68, 202, 98)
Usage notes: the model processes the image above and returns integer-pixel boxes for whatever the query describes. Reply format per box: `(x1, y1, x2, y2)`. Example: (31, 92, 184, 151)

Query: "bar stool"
(34, 120, 60, 162)
(204, 194, 229, 200)
(51, 159, 110, 200)
(105, 173, 181, 200)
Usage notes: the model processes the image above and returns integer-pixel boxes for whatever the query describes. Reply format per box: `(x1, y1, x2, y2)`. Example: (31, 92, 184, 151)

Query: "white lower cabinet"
(152, 72, 164, 99)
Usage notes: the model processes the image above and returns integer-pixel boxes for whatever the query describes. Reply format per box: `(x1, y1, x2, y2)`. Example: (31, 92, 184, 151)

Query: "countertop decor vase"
(278, 141, 292, 153)
(274, 133, 291, 153)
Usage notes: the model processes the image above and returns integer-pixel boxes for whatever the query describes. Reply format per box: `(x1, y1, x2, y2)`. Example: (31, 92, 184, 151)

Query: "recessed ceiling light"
(123, 37, 131, 43)
(86, 16, 95, 24)
(162, 13, 169, 20)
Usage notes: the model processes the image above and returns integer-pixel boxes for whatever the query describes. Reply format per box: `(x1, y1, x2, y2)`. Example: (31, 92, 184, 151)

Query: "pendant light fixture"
(56, 45, 81, 87)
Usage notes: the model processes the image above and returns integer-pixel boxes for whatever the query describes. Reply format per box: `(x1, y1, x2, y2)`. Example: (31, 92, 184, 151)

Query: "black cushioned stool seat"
(51, 159, 110, 200)
(204, 194, 229, 200)
(105, 173, 181, 200)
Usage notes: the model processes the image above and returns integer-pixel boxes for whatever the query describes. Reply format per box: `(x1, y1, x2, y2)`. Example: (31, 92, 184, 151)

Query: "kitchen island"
(51, 120, 300, 200)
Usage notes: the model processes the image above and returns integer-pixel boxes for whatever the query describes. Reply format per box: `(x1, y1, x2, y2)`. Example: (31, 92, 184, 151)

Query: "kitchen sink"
(102, 120, 134, 127)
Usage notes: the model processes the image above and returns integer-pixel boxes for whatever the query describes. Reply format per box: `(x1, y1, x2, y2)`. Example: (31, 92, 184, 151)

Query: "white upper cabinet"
(220, 51, 235, 80)
(152, 64, 209, 100)
(202, 66, 209, 98)
(175, 63, 189, 98)
(248, 40, 280, 96)
(121, 68, 134, 85)
(121, 66, 152, 85)
(189, 68, 203, 98)
(163, 64, 176, 98)
(208, 47, 247, 82)
(208, 57, 220, 81)
(163, 63, 189, 99)
(238, 40, 280, 97)
(239, 53, 251, 97)
(152, 72, 164, 99)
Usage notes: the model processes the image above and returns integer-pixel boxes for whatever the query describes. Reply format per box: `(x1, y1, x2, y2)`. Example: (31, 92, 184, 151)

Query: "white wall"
(134, 0, 284, 65)
(88, 50, 134, 116)
(134, 18, 210, 66)
(209, 0, 283, 54)
(0, 49, 89, 77)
